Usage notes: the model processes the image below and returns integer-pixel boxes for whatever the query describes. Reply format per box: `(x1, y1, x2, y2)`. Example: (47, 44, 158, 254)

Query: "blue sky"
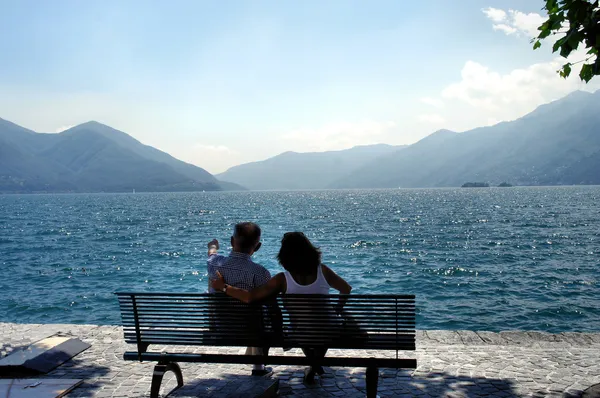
(1, 0, 598, 173)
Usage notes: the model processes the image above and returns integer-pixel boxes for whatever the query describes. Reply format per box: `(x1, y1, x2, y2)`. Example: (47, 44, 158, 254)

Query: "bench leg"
(366, 366, 379, 398)
(150, 361, 184, 398)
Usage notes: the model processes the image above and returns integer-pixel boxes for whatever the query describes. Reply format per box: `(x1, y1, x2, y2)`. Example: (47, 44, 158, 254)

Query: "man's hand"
(208, 239, 219, 256)
(211, 271, 226, 291)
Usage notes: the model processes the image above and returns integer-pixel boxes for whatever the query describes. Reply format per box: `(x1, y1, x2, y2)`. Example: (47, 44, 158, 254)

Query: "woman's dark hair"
(277, 232, 321, 275)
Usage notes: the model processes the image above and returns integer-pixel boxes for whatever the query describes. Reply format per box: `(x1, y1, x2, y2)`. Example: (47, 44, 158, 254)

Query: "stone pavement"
(1, 322, 600, 397)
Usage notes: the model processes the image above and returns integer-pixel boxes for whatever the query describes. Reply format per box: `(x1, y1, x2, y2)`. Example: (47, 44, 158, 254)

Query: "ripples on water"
(0, 187, 598, 332)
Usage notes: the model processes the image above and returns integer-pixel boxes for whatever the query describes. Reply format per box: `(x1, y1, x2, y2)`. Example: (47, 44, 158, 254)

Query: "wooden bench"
(116, 292, 416, 398)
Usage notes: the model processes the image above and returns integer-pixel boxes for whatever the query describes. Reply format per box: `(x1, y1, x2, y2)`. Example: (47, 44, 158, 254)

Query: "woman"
(211, 231, 352, 382)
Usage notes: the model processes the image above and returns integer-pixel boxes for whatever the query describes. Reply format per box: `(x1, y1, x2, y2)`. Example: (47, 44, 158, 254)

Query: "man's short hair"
(233, 222, 261, 253)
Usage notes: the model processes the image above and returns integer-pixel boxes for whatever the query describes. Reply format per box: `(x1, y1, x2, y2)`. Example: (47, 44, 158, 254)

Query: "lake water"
(0, 187, 598, 332)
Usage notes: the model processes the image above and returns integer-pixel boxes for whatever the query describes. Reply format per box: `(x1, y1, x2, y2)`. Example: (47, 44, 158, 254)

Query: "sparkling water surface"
(0, 187, 598, 332)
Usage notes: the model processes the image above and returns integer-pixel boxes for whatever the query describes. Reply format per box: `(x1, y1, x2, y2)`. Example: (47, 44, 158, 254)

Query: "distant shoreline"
(2, 184, 600, 195)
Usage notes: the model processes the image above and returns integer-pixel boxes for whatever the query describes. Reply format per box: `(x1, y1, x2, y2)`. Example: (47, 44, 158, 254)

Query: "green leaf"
(580, 64, 594, 82)
(560, 42, 574, 57)
(567, 32, 580, 50)
(545, 0, 558, 11)
(537, 21, 553, 39)
(538, 29, 552, 39)
(552, 38, 564, 53)
(550, 17, 565, 30)
(561, 63, 572, 78)
(533, 0, 600, 83)
(593, 58, 600, 75)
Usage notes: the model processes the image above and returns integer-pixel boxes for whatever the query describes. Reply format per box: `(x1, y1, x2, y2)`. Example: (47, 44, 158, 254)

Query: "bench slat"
(121, 317, 416, 325)
(118, 292, 415, 299)
(123, 332, 415, 340)
(123, 341, 416, 351)
(125, 352, 417, 369)
(116, 293, 417, 352)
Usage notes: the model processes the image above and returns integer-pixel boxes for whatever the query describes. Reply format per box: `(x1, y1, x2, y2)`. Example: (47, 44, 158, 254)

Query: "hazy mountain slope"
(0, 137, 75, 191)
(0, 119, 231, 192)
(328, 130, 458, 188)
(333, 90, 600, 188)
(0, 118, 56, 153)
(61, 122, 218, 184)
(217, 144, 404, 190)
(216, 180, 247, 191)
(39, 130, 209, 192)
(0, 121, 76, 191)
(560, 149, 600, 184)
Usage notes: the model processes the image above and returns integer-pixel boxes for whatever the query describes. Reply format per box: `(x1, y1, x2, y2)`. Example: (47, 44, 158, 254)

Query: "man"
(207, 222, 272, 376)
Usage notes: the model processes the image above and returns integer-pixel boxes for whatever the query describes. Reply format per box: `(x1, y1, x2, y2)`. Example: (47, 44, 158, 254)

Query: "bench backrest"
(116, 293, 415, 353)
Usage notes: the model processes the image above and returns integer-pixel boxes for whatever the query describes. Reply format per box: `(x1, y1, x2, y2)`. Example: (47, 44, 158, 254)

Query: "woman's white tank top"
(283, 265, 330, 294)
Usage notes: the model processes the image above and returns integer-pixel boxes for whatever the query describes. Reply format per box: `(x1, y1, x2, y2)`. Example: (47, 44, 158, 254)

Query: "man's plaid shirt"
(207, 251, 271, 293)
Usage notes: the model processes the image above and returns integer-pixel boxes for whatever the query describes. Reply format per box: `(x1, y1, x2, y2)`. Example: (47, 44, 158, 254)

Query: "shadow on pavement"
(0, 343, 30, 361)
(169, 371, 278, 398)
(156, 366, 520, 397)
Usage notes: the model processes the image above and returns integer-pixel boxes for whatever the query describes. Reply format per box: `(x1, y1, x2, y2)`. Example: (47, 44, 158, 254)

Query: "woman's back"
(283, 265, 330, 295)
(282, 265, 339, 345)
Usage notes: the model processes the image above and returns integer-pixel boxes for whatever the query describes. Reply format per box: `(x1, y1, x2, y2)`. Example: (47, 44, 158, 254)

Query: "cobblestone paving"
(1, 323, 599, 397)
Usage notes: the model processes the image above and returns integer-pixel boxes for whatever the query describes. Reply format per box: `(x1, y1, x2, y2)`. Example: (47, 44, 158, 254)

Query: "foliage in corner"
(533, 0, 600, 82)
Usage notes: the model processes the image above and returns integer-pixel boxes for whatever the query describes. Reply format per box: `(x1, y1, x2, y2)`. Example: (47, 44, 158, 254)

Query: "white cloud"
(429, 6, 600, 132)
(439, 48, 600, 128)
(482, 7, 507, 23)
(54, 125, 74, 133)
(282, 120, 397, 152)
(486, 118, 501, 127)
(420, 97, 444, 108)
(418, 114, 446, 124)
(510, 10, 546, 38)
(482, 7, 546, 38)
(493, 24, 518, 35)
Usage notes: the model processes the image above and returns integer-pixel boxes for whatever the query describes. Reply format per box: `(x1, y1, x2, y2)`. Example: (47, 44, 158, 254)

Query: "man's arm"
(257, 267, 284, 337)
(207, 239, 222, 292)
(212, 272, 285, 303)
(207, 239, 219, 256)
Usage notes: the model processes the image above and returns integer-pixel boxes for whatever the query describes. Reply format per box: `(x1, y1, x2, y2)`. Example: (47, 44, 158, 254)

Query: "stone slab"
(476, 331, 507, 345)
(0, 336, 90, 377)
(499, 330, 536, 345)
(424, 330, 463, 345)
(456, 330, 486, 345)
(0, 378, 83, 398)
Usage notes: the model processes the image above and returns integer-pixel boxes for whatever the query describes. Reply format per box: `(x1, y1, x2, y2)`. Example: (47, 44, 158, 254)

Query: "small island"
(498, 182, 513, 187)
(461, 182, 489, 188)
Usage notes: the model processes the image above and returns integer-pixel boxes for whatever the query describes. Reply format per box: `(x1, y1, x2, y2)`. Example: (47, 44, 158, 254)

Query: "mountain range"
(0, 120, 242, 193)
(2, 90, 599, 193)
(217, 144, 404, 190)
(220, 90, 600, 189)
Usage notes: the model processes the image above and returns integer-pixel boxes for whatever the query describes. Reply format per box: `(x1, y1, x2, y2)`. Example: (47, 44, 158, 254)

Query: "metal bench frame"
(116, 292, 417, 398)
